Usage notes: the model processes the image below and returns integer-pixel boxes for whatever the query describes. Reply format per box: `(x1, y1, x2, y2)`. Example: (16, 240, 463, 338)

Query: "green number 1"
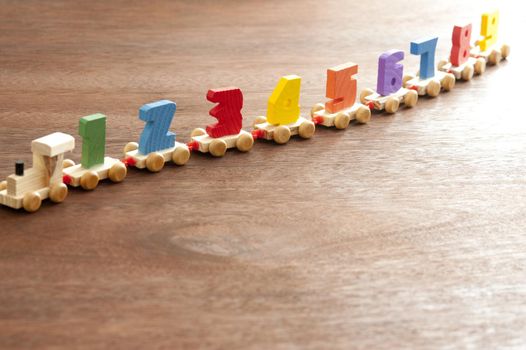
(79, 113, 106, 168)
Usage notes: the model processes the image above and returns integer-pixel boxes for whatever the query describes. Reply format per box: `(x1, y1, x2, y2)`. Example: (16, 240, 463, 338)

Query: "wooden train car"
(438, 57, 486, 81)
(470, 44, 510, 65)
(187, 88, 255, 157)
(252, 116, 315, 144)
(360, 51, 418, 114)
(360, 87, 417, 113)
(123, 100, 190, 172)
(404, 37, 456, 97)
(189, 129, 254, 157)
(436, 24, 486, 81)
(252, 75, 315, 144)
(311, 62, 371, 127)
(470, 11, 510, 65)
(123, 141, 190, 172)
(310, 102, 370, 128)
(403, 70, 455, 97)
(63, 113, 127, 190)
(63, 157, 126, 190)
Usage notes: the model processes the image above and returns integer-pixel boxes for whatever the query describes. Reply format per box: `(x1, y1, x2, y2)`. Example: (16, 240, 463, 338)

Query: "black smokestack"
(15, 160, 24, 176)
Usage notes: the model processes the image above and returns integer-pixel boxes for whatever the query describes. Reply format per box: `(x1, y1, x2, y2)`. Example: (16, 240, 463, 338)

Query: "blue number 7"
(138, 100, 176, 155)
(410, 37, 438, 80)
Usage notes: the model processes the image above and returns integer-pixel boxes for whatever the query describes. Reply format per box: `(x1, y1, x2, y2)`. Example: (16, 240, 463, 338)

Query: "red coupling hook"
(251, 129, 265, 140)
(187, 140, 199, 151)
(312, 116, 324, 125)
(62, 174, 72, 185)
(122, 157, 136, 167)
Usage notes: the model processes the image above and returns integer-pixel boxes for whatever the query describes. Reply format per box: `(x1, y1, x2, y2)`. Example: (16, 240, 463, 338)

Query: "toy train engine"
(0, 132, 75, 212)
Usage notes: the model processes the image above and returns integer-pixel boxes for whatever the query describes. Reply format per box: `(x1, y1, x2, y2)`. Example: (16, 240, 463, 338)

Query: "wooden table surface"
(0, 1, 524, 348)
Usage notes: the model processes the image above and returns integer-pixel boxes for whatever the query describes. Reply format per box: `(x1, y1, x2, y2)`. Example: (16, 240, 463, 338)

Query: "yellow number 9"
(480, 11, 499, 51)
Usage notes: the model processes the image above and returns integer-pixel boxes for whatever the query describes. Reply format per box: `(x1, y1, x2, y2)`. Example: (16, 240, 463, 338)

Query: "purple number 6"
(377, 49, 404, 96)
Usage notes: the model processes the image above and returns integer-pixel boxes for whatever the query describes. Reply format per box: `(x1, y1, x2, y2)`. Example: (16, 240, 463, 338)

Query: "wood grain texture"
(0, 0, 525, 348)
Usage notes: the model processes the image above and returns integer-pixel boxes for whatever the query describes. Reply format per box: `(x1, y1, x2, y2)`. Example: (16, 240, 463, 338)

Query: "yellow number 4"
(479, 11, 499, 51)
(267, 75, 301, 125)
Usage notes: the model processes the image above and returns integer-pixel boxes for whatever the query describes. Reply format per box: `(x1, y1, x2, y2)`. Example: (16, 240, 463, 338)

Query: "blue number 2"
(410, 37, 438, 80)
(138, 100, 176, 155)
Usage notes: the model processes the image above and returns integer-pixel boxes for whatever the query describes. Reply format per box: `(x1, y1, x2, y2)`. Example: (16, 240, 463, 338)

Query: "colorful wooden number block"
(411, 37, 438, 80)
(438, 24, 486, 81)
(451, 24, 472, 67)
(62, 114, 127, 190)
(138, 100, 176, 154)
(0, 132, 74, 212)
(360, 50, 418, 114)
(206, 88, 243, 137)
(188, 87, 254, 157)
(404, 37, 456, 97)
(326, 62, 357, 112)
(80, 113, 106, 168)
(123, 100, 190, 172)
(377, 50, 404, 95)
(470, 11, 510, 65)
(480, 11, 499, 51)
(310, 62, 370, 129)
(253, 75, 315, 144)
(267, 75, 301, 125)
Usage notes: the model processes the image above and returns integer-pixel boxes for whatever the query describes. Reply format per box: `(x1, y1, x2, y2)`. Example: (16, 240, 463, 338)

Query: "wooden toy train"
(0, 11, 510, 212)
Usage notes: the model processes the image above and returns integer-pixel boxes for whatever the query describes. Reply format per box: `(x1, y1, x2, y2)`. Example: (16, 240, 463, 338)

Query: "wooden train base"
(0, 181, 61, 212)
(437, 57, 486, 81)
(252, 116, 315, 144)
(359, 87, 418, 113)
(188, 129, 254, 157)
(470, 43, 510, 65)
(123, 141, 190, 172)
(62, 157, 127, 190)
(309, 103, 371, 129)
(403, 70, 456, 97)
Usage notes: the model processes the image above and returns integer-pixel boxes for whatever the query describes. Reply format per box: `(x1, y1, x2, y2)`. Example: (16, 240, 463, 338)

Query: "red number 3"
(206, 87, 243, 138)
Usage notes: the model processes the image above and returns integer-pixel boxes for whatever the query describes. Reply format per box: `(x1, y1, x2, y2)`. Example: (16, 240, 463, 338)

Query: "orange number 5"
(325, 62, 358, 114)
